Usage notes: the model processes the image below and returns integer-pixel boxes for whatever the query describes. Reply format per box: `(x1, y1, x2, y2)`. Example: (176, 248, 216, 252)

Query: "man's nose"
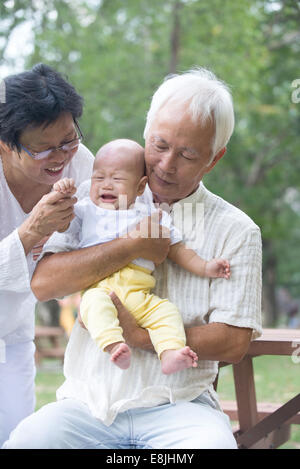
(158, 151, 177, 174)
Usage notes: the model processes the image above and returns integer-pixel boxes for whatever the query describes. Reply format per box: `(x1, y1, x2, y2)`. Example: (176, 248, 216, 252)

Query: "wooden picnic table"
(34, 325, 66, 364)
(220, 328, 300, 449)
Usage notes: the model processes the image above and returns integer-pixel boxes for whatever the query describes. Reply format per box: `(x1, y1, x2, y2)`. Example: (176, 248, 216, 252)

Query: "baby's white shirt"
(72, 196, 182, 272)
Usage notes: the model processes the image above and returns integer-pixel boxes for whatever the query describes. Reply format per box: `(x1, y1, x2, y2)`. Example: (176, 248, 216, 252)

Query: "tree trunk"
(169, 1, 182, 74)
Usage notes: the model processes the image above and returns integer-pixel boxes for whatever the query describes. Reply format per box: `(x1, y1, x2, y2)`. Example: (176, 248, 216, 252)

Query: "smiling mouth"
(45, 164, 64, 174)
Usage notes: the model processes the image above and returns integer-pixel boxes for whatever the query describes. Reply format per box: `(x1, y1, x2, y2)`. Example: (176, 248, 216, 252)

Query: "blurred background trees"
(1, 0, 299, 326)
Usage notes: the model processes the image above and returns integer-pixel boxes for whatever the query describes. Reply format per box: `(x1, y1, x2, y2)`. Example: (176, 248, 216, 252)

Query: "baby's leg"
(80, 287, 131, 369)
(160, 347, 198, 375)
(105, 342, 131, 370)
(135, 295, 198, 374)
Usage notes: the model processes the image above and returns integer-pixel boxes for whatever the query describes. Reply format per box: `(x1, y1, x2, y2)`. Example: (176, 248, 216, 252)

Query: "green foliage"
(1, 0, 299, 315)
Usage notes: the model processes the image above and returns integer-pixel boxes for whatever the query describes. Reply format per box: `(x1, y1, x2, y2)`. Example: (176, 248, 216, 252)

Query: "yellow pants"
(80, 263, 186, 358)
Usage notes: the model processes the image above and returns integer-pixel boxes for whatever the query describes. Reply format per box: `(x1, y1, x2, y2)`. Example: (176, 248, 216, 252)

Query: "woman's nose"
(48, 148, 67, 163)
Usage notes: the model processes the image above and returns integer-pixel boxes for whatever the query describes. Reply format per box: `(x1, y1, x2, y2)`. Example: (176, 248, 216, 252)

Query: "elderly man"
(3, 68, 262, 449)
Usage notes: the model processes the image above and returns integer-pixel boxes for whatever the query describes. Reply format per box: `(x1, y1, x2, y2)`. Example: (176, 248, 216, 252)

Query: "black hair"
(0, 63, 83, 151)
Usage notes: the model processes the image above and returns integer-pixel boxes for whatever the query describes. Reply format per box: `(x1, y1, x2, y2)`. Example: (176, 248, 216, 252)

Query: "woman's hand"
(18, 190, 77, 255)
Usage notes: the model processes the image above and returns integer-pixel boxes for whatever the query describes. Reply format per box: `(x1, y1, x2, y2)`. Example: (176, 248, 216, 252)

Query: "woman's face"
(8, 112, 79, 186)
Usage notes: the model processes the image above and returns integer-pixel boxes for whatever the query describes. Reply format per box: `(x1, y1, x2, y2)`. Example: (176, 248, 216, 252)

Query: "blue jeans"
(2, 392, 237, 449)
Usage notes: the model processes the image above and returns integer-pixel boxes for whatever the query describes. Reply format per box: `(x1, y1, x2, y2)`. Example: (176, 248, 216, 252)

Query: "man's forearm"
(31, 237, 140, 301)
(128, 322, 252, 364)
(185, 323, 252, 364)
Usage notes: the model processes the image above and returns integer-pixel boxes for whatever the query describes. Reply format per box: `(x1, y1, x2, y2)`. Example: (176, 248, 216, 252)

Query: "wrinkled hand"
(109, 291, 143, 348)
(26, 190, 77, 238)
(127, 210, 171, 265)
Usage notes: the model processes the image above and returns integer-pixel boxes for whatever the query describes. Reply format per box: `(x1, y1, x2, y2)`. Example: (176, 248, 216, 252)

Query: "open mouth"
(45, 163, 64, 177)
(100, 194, 118, 202)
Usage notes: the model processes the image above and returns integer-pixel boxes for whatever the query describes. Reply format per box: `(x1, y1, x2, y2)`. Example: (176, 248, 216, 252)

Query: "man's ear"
(137, 176, 148, 196)
(204, 147, 227, 174)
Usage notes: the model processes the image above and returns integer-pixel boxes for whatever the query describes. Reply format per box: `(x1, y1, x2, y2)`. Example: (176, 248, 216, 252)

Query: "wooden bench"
(34, 326, 67, 365)
(218, 328, 300, 449)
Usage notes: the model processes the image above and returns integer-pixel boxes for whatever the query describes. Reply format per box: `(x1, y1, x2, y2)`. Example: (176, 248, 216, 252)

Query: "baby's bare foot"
(110, 343, 131, 370)
(161, 346, 198, 375)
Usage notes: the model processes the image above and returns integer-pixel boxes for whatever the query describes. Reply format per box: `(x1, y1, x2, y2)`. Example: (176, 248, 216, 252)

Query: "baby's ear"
(137, 175, 148, 196)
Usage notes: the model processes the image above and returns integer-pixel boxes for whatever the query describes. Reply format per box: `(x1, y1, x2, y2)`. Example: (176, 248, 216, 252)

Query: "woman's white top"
(45, 192, 182, 273)
(0, 144, 94, 345)
(44, 182, 262, 426)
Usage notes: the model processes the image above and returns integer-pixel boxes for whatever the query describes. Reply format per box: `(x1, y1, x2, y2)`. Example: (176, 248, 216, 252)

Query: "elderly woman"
(0, 63, 94, 444)
(0, 64, 168, 445)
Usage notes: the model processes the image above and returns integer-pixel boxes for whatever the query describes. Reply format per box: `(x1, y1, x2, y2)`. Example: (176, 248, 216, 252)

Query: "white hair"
(143, 67, 235, 162)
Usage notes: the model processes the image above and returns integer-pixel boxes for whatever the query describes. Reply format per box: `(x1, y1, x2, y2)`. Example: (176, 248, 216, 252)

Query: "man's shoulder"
(202, 185, 260, 235)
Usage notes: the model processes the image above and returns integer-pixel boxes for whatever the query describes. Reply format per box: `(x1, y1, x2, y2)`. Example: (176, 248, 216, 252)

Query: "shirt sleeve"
(208, 226, 262, 339)
(0, 229, 31, 292)
(42, 215, 82, 256)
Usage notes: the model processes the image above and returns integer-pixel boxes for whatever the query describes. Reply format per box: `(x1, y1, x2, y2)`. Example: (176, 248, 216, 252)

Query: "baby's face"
(90, 148, 146, 210)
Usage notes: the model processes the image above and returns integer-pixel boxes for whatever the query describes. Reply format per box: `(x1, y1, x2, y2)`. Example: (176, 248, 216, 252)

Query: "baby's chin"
(92, 198, 117, 210)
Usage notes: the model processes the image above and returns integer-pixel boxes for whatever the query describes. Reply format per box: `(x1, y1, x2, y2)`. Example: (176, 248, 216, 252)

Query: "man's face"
(145, 102, 223, 205)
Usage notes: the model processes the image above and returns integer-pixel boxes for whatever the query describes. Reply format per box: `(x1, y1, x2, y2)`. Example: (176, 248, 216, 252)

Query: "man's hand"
(77, 293, 141, 342)
(127, 210, 171, 265)
(109, 291, 153, 350)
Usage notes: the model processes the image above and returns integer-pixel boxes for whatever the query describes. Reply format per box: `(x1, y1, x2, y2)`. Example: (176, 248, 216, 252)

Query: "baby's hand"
(205, 258, 230, 279)
(53, 178, 76, 195)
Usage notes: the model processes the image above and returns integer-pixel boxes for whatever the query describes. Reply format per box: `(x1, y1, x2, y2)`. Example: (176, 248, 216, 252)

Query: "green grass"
(35, 364, 65, 411)
(35, 355, 300, 449)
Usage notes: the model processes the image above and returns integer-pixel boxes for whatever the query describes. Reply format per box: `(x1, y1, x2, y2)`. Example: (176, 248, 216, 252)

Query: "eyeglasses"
(19, 119, 84, 161)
